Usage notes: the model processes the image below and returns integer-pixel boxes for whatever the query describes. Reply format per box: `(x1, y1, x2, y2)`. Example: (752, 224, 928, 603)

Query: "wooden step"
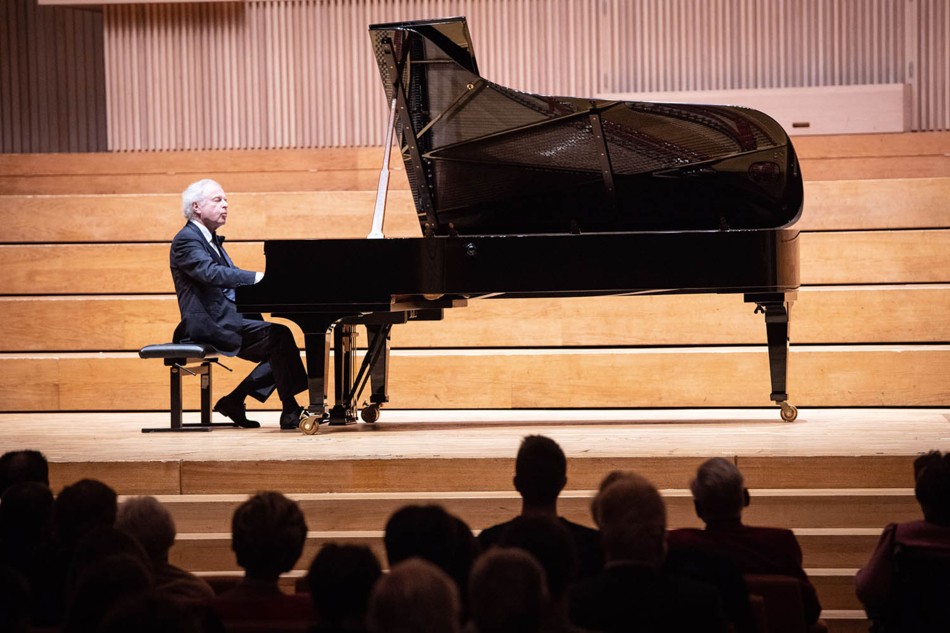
(147, 489, 918, 534)
(2, 284, 948, 352)
(2, 177, 945, 243)
(810, 569, 862, 611)
(1, 344, 948, 412)
(2, 230, 947, 295)
(166, 528, 881, 573)
(791, 132, 950, 159)
(821, 610, 870, 633)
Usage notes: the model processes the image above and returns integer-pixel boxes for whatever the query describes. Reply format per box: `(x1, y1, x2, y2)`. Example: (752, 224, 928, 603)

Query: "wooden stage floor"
(2, 408, 947, 495)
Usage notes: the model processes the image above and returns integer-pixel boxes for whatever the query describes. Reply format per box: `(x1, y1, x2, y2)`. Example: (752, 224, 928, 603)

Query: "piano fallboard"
(237, 229, 799, 315)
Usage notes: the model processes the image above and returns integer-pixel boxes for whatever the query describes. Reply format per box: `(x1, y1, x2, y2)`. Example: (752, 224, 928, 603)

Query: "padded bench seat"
(139, 342, 235, 432)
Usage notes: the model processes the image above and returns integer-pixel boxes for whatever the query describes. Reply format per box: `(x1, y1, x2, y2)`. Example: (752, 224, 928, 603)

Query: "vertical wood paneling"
(0, 0, 107, 152)
(100, 0, 947, 151)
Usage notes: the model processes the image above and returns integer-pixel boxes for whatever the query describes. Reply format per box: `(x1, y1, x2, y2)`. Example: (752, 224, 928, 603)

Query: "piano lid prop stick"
(368, 97, 398, 239)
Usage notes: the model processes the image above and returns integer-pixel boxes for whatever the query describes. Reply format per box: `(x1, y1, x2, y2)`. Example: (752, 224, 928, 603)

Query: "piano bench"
(138, 343, 235, 433)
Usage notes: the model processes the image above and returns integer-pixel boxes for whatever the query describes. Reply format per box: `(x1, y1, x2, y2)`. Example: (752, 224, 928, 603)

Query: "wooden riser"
(151, 490, 919, 534)
(1, 345, 947, 412)
(3, 230, 948, 295)
(39, 451, 917, 496)
(2, 285, 949, 352)
(167, 530, 879, 573)
(2, 178, 946, 243)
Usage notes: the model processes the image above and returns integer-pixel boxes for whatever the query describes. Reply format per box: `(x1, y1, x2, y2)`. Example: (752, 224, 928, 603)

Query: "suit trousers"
(231, 318, 308, 408)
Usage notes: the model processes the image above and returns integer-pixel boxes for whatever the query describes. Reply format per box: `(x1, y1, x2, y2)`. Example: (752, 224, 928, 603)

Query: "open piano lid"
(369, 17, 803, 237)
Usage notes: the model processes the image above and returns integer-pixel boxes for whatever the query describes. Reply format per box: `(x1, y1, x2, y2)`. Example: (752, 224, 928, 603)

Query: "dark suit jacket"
(170, 221, 258, 355)
(667, 521, 821, 624)
(568, 562, 729, 633)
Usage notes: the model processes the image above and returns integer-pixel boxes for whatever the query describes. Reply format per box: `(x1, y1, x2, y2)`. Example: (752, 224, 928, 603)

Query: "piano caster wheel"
(779, 402, 798, 423)
(299, 412, 320, 435)
(361, 404, 380, 423)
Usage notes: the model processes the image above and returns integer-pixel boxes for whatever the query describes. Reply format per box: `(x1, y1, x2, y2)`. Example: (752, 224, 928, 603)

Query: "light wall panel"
(102, 0, 949, 151)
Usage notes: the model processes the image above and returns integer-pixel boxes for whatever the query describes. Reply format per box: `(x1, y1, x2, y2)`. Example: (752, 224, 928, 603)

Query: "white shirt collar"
(189, 219, 215, 244)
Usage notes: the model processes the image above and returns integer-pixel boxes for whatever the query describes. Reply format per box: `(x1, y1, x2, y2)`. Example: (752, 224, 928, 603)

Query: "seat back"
(744, 574, 807, 633)
(877, 545, 950, 633)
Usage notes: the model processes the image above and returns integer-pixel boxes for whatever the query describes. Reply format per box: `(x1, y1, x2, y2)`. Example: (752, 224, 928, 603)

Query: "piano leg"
(302, 328, 332, 420)
(328, 323, 360, 425)
(747, 292, 798, 422)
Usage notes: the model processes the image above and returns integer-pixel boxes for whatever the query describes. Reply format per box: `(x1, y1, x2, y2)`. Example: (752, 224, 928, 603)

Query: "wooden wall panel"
(0, 0, 106, 152)
(3, 285, 949, 352)
(1, 346, 947, 412)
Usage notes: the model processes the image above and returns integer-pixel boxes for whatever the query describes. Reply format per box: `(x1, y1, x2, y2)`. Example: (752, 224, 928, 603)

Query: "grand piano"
(237, 17, 803, 433)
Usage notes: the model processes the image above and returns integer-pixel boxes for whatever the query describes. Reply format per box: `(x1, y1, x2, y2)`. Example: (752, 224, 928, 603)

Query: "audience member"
(568, 472, 729, 633)
(47, 478, 119, 625)
(666, 457, 822, 626)
(305, 543, 382, 633)
(478, 436, 602, 579)
(467, 547, 548, 633)
(383, 504, 478, 604)
(0, 482, 56, 625)
(116, 495, 215, 603)
(209, 491, 313, 624)
(0, 449, 49, 496)
(0, 564, 31, 633)
(855, 450, 950, 632)
(61, 551, 153, 633)
(494, 515, 584, 631)
(98, 591, 217, 633)
(367, 557, 460, 633)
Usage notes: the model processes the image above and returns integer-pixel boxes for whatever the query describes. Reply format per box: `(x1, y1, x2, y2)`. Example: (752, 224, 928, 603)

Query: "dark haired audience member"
(98, 591, 214, 633)
(383, 504, 478, 607)
(209, 491, 313, 624)
(478, 436, 602, 580)
(47, 478, 119, 625)
(855, 450, 950, 631)
(0, 482, 57, 626)
(306, 543, 382, 633)
(368, 557, 461, 633)
(0, 449, 49, 496)
(667, 457, 823, 628)
(467, 547, 549, 633)
(494, 515, 585, 631)
(116, 495, 215, 603)
(569, 472, 729, 633)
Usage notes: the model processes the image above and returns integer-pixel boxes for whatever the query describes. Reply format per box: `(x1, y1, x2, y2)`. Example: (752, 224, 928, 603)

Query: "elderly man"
(171, 179, 307, 429)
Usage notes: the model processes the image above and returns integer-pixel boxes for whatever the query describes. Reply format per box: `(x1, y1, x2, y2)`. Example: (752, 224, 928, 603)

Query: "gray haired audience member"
(666, 457, 822, 628)
(569, 472, 729, 633)
(368, 558, 461, 633)
(115, 495, 214, 602)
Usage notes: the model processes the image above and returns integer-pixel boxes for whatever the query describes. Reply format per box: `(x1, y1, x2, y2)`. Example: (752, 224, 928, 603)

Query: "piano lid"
(369, 17, 804, 237)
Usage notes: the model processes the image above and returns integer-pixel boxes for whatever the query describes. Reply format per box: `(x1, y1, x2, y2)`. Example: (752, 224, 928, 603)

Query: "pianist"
(170, 179, 307, 430)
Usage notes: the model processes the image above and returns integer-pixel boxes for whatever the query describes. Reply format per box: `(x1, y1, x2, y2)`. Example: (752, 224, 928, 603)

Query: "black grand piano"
(237, 17, 803, 433)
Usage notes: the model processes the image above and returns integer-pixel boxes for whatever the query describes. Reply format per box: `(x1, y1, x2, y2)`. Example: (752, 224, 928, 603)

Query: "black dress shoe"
(213, 397, 261, 429)
(279, 406, 305, 430)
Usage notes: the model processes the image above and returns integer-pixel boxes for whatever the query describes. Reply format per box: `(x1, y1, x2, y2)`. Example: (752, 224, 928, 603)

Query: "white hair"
(690, 457, 746, 517)
(181, 179, 220, 220)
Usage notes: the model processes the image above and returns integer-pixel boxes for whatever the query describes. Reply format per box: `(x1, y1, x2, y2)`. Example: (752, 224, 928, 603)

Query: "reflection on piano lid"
(369, 17, 803, 236)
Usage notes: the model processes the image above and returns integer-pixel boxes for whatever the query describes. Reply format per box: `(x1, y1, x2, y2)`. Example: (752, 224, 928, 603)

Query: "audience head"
(689, 457, 749, 524)
(115, 496, 177, 565)
(62, 552, 153, 633)
(306, 543, 382, 628)
(0, 481, 54, 545)
(496, 515, 577, 603)
(368, 558, 460, 633)
(468, 547, 548, 633)
(592, 472, 667, 567)
(0, 450, 49, 495)
(231, 491, 307, 581)
(513, 435, 567, 507)
(913, 450, 950, 525)
(66, 525, 153, 598)
(52, 478, 118, 550)
(383, 504, 477, 597)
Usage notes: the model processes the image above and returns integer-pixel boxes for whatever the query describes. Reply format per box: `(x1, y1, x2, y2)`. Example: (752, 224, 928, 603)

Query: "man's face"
(193, 183, 228, 231)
